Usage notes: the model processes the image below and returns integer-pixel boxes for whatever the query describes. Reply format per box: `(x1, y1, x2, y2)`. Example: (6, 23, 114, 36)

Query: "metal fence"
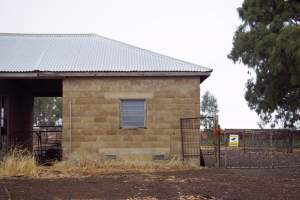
(180, 117, 300, 168)
(0, 126, 62, 165)
(33, 126, 62, 164)
(222, 129, 300, 168)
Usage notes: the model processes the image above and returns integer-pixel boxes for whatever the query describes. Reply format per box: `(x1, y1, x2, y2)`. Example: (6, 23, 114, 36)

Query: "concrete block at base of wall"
(63, 146, 170, 161)
(100, 147, 170, 161)
(183, 157, 201, 166)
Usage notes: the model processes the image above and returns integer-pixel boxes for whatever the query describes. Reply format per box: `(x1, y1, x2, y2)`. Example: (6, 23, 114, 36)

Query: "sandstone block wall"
(62, 77, 200, 160)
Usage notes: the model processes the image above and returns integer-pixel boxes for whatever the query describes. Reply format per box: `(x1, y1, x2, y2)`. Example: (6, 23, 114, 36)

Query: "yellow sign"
(229, 134, 239, 147)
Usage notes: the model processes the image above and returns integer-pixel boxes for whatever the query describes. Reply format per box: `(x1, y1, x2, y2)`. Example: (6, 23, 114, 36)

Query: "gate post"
(289, 130, 293, 153)
(180, 118, 184, 161)
(270, 132, 274, 168)
(214, 116, 221, 168)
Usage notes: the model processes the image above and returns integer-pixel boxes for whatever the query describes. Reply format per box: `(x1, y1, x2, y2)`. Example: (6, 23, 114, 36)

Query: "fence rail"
(0, 126, 62, 165)
(33, 126, 62, 164)
(180, 117, 300, 168)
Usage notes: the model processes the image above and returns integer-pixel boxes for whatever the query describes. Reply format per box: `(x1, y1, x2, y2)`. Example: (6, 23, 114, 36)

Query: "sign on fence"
(229, 134, 239, 147)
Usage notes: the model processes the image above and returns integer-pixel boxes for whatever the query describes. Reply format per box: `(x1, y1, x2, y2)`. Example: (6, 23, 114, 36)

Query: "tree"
(201, 91, 219, 129)
(33, 97, 62, 126)
(228, 0, 300, 128)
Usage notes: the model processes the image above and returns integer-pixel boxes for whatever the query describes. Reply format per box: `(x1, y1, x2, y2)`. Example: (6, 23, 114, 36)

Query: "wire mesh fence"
(32, 126, 62, 164)
(222, 130, 300, 168)
(180, 117, 300, 168)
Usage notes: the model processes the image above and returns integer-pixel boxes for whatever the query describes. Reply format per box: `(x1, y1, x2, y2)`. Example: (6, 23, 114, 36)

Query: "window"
(120, 99, 145, 128)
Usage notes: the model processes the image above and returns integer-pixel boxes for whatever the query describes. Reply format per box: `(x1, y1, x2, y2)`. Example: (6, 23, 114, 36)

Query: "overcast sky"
(0, 0, 259, 128)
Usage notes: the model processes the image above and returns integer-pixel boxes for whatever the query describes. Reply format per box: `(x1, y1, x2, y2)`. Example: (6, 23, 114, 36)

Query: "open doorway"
(33, 97, 63, 164)
(0, 79, 63, 163)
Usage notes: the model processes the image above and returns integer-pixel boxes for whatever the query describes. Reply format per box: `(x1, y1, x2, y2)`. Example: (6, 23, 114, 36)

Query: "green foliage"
(201, 91, 219, 129)
(228, 0, 300, 128)
(33, 97, 62, 126)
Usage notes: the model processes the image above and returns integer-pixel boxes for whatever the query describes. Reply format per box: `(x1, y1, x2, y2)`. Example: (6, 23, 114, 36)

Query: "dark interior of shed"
(0, 79, 62, 158)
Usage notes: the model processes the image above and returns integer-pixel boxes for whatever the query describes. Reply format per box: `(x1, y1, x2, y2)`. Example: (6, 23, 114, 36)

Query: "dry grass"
(0, 149, 39, 177)
(49, 151, 199, 177)
(0, 149, 199, 178)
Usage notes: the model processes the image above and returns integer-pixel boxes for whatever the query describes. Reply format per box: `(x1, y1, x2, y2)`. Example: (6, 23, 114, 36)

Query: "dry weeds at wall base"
(0, 149, 199, 178)
(0, 149, 39, 177)
(50, 151, 199, 177)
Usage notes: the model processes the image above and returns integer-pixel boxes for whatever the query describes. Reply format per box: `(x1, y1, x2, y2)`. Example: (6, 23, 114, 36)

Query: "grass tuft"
(0, 149, 39, 177)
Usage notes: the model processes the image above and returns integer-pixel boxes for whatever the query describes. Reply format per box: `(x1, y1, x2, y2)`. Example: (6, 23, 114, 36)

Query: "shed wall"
(0, 80, 34, 150)
(62, 77, 200, 160)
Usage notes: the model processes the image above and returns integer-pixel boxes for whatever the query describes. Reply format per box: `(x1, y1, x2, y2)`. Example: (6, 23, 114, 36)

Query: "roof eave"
(0, 71, 212, 82)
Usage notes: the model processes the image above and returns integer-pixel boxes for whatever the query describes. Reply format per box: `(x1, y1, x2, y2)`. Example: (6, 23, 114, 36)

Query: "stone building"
(0, 34, 211, 160)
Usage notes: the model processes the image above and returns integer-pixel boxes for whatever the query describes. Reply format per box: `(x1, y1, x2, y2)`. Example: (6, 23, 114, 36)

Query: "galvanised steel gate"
(180, 117, 220, 167)
(180, 117, 300, 168)
(33, 126, 62, 164)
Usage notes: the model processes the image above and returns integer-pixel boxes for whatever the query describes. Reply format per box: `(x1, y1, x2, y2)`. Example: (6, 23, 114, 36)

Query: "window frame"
(119, 99, 147, 129)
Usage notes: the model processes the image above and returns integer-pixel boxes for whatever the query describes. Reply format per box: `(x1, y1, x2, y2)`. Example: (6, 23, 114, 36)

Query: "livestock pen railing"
(180, 117, 300, 168)
(32, 126, 62, 164)
(0, 126, 62, 165)
(222, 129, 300, 168)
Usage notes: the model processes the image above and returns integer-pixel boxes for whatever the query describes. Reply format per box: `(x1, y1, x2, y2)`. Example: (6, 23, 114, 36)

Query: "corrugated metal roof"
(0, 33, 212, 73)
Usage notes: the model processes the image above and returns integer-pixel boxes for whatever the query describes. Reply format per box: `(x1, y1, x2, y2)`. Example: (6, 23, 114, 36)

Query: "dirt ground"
(0, 168, 299, 200)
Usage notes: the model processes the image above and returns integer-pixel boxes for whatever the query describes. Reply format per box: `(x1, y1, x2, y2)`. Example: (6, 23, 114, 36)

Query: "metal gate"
(33, 126, 62, 164)
(180, 117, 300, 168)
(180, 117, 219, 167)
(1, 126, 62, 165)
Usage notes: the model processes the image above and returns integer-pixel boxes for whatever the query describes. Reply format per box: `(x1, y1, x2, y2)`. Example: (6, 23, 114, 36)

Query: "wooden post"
(289, 130, 293, 153)
(180, 119, 184, 161)
(69, 100, 72, 154)
(214, 116, 221, 168)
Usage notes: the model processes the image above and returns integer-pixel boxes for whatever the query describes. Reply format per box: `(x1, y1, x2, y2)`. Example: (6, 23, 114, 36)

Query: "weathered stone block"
(62, 77, 200, 159)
